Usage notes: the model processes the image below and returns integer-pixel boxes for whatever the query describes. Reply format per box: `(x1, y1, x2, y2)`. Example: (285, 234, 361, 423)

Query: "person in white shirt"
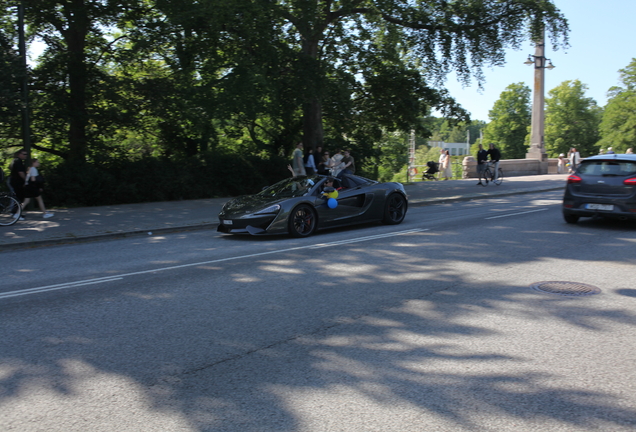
(22, 159, 54, 218)
(567, 147, 581, 173)
(329, 149, 344, 177)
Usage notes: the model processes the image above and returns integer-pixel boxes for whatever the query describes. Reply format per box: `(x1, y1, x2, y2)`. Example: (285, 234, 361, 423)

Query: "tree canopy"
(597, 58, 636, 152)
(482, 82, 531, 159)
(544, 79, 601, 157)
(0, 0, 569, 164)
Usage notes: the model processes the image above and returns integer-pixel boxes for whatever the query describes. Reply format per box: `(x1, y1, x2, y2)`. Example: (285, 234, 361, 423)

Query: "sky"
(440, 0, 636, 122)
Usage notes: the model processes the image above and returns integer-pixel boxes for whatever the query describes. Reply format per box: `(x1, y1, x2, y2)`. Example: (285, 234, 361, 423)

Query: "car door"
(315, 177, 376, 227)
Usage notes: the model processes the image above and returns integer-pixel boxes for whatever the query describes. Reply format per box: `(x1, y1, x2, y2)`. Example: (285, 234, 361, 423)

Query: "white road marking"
(485, 208, 548, 219)
(1, 228, 429, 300)
(0, 278, 124, 299)
(310, 229, 428, 248)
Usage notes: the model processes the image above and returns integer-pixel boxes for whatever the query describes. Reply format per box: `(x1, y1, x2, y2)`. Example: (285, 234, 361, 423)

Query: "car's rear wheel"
(383, 193, 407, 225)
(563, 212, 579, 224)
(289, 204, 317, 237)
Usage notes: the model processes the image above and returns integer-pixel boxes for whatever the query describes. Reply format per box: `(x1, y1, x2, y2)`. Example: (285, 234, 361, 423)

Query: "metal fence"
(409, 161, 463, 181)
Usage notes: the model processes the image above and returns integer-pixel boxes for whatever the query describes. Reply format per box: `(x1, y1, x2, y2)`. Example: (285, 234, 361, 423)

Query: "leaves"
(598, 58, 636, 153)
(544, 79, 601, 157)
(482, 82, 531, 159)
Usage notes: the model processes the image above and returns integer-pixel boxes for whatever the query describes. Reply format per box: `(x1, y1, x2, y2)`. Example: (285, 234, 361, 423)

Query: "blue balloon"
(327, 198, 338, 209)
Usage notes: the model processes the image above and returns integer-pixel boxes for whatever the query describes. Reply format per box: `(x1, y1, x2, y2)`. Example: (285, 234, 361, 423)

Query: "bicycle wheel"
(0, 195, 22, 226)
(494, 168, 504, 185)
(482, 169, 490, 185)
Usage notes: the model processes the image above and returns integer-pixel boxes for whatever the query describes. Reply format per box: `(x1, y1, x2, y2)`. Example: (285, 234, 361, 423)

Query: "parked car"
(218, 174, 408, 237)
(562, 154, 636, 223)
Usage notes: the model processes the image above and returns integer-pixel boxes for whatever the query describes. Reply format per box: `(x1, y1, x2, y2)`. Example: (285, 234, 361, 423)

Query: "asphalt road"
(1, 191, 636, 431)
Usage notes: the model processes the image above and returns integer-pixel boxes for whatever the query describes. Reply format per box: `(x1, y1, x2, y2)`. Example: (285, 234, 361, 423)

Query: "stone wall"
(462, 157, 564, 178)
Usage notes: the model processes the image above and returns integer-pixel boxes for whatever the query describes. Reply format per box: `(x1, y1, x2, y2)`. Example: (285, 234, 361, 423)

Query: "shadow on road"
(2, 210, 636, 430)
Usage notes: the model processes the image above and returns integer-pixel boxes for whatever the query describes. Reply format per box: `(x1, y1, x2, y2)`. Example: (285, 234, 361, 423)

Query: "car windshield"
(579, 160, 636, 176)
(257, 176, 321, 198)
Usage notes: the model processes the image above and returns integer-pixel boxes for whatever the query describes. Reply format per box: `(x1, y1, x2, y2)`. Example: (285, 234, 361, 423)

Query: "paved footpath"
(1, 174, 568, 250)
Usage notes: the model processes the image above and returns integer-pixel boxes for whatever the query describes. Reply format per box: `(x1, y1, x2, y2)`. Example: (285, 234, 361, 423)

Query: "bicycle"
(0, 192, 22, 226)
(482, 161, 503, 186)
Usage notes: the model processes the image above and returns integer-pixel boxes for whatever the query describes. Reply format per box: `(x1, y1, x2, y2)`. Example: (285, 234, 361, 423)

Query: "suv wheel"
(563, 212, 579, 224)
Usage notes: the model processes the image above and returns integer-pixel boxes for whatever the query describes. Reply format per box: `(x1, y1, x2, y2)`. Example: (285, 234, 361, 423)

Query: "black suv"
(563, 154, 636, 224)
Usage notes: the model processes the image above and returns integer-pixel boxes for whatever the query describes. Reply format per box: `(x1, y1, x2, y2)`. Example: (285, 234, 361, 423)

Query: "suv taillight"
(567, 174, 582, 184)
(624, 177, 636, 185)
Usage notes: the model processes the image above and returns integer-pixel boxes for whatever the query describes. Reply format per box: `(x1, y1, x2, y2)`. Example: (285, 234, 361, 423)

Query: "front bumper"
(217, 214, 277, 235)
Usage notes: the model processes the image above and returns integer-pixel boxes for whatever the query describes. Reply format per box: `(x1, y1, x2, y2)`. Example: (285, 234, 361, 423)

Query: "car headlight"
(254, 204, 281, 215)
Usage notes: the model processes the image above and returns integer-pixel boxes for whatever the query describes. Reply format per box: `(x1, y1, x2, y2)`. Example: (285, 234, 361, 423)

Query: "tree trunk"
(64, 0, 90, 163)
(301, 37, 324, 152)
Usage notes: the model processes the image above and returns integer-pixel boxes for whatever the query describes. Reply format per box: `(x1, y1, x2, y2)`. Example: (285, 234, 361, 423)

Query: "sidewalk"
(0, 174, 567, 250)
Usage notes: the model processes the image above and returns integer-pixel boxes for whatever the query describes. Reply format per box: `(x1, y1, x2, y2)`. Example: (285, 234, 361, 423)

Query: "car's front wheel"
(563, 212, 579, 224)
(383, 193, 407, 225)
(289, 204, 317, 237)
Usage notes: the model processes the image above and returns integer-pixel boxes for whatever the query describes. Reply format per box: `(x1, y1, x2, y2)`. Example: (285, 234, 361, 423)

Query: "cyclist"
(487, 143, 501, 181)
(9, 149, 28, 220)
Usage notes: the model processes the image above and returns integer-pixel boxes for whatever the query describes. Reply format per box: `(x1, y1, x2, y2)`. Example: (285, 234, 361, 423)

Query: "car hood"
(221, 194, 286, 216)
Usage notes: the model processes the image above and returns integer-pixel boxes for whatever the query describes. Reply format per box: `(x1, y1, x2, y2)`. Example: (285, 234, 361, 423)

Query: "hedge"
(42, 152, 290, 207)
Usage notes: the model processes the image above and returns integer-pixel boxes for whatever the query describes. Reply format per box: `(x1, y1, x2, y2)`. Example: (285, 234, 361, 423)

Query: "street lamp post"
(524, 33, 554, 174)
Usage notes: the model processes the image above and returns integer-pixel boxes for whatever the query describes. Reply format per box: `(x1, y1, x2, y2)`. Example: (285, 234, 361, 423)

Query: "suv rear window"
(578, 160, 636, 176)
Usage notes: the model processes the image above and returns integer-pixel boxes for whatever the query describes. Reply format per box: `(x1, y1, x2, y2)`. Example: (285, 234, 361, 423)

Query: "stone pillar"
(526, 34, 549, 174)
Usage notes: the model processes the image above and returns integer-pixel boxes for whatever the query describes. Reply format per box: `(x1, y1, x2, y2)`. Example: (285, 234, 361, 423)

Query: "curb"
(407, 185, 564, 206)
(0, 223, 219, 252)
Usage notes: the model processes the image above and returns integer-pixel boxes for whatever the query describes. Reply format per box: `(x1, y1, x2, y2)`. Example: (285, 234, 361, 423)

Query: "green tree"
(167, 0, 568, 152)
(427, 118, 482, 145)
(544, 79, 601, 157)
(0, 30, 23, 142)
(1, 0, 146, 162)
(482, 82, 531, 159)
(597, 59, 636, 152)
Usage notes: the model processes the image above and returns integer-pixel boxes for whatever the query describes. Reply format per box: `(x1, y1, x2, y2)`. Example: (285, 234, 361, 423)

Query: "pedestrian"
(487, 143, 501, 180)
(567, 147, 581, 173)
(606, 147, 615, 154)
(9, 148, 28, 220)
(329, 149, 344, 177)
(557, 153, 567, 174)
(337, 149, 355, 178)
(437, 148, 446, 180)
(317, 149, 331, 175)
(439, 149, 451, 180)
(304, 148, 316, 176)
(627, 148, 634, 154)
(318, 149, 327, 174)
(22, 158, 54, 219)
(292, 142, 306, 176)
(476, 144, 488, 185)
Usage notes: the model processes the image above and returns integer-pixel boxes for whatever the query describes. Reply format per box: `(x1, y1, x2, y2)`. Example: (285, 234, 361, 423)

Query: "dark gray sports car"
(217, 173, 408, 237)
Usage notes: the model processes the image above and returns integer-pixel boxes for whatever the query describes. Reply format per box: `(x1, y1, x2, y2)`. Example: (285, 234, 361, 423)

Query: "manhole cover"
(531, 281, 601, 296)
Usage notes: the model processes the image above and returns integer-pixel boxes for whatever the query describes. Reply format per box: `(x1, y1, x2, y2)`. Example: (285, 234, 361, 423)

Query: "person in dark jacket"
(9, 149, 28, 220)
(476, 144, 489, 186)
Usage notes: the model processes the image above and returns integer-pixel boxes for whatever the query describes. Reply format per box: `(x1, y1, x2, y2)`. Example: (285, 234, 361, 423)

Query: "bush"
(43, 151, 290, 207)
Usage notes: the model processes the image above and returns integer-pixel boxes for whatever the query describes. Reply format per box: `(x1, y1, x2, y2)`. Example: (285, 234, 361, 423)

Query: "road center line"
(485, 208, 548, 219)
(2, 228, 429, 300)
(0, 278, 124, 300)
